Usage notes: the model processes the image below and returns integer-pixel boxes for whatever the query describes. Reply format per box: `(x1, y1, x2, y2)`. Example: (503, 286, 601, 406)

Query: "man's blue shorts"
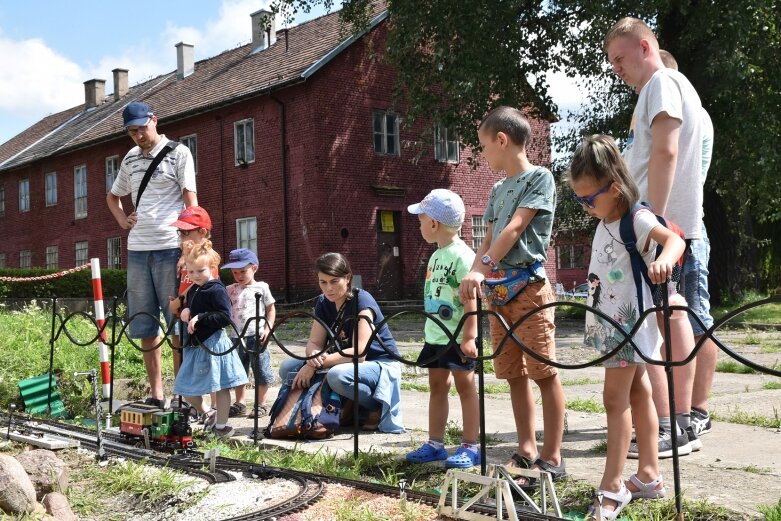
(127, 248, 180, 339)
(683, 223, 714, 336)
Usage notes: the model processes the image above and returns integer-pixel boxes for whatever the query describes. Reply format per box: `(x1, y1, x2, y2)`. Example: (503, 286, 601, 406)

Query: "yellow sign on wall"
(380, 211, 395, 232)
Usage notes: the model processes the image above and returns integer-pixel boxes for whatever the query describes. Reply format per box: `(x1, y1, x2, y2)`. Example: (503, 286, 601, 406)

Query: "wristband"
(480, 254, 496, 268)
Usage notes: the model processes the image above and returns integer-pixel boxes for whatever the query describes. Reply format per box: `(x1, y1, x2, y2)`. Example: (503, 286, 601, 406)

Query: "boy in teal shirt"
(406, 189, 480, 468)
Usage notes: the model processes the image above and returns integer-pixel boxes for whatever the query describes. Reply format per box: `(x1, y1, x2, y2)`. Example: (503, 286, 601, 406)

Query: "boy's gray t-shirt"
(624, 68, 703, 239)
(484, 166, 555, 272)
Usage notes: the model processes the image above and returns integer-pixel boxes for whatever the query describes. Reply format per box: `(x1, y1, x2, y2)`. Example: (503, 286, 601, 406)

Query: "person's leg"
(185, 395, 206, 414)
(452, 369, 479, 443)
(214, 389, 232, 426)
(535, 373, 565, 467)
(691, 335, 717, 411)
(171, 334, 182, 377)
(428, 368, 451, 440)
(626, 365, 665, 496)
(508, 375, 538, 460)
(598, 366, 635, 514)
(144, 248, 179, 402)
(279, 358, 305, 385)
(234, 336, 252, 406)
(326, 362, 382, 410)
(654, 294, 695, 421)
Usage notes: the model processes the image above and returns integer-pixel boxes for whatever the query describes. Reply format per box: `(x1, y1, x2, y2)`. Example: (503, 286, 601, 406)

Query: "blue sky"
(0, 1, 583, 146)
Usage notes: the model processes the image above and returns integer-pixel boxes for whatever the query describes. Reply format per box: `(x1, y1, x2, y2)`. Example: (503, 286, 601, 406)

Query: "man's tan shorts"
(488, 279, 557, 381)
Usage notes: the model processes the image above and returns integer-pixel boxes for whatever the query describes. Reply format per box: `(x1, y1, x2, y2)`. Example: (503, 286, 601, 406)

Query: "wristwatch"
(480, 254, 496, 268)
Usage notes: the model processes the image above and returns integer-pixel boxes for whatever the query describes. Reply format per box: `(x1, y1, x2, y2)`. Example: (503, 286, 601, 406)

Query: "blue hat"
(221, 248, 259, 269)
(407, 189, 465, 228)
(122, 101, 154, 128)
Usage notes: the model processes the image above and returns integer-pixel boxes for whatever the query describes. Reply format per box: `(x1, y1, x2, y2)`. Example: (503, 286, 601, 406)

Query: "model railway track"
(2, 413, 565, 520)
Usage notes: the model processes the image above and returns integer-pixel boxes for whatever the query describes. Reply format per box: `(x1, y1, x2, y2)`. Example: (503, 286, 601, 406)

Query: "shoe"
(248, 404, 269, 418)
(690, 408, 712, 436)
(198, 407, 217, 425)
(229, 402, 247, 417)
(627, 428, 691, 459)
(586, 482, 632, 520)
(446, 445, 480, 469)
(626, 473, 667, 500)
(406, 443, 448, 463)
(518, 458, 567, 491)
(210, 425, 235, 439)
(144, 397, 165, 408)
(202, 408, 218, 431)
(686, 425, 703, 451)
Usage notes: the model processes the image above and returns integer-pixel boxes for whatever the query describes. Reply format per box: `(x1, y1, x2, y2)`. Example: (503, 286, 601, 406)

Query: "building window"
(106, 156, 119, 193)
(74, 165, 87, 219)
(46, 246, 58, 269)
(107, 237, 122, 269)
(557, 244, 584, 270)
(236, 217, 257, 253)
(472, 215, 486, 250)
(180, 134, 197, 174)
(19, 179, 30, 212)
(20, 250, 31, 268)
(373, 111, 400, 156)
(45, 172, 58, 206)
(75, 241, 89, 266)
(434, 125, 459, 163)
(234, 120, 255, 165)
(0, 186, 5, 216)
(0, 253, 5, 268)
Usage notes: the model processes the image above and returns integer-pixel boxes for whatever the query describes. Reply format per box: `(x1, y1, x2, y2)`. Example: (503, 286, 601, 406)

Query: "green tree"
(270, 0, 781, 299)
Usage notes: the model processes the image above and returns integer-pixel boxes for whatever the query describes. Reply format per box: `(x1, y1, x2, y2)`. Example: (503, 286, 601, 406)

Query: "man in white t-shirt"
(605, 17, 704, 459)
(106, 101, 197, 408)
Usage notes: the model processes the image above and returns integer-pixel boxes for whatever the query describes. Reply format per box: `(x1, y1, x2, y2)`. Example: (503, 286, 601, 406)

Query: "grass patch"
(590, 439, 608, 453)
(711, 406, 781, 428)
(715, 359, 756, 374)
(759, 497, 781, 521)
(561, 376, 602, 386)
(762, 381, 781, 390)
(565, 397, 605, 413)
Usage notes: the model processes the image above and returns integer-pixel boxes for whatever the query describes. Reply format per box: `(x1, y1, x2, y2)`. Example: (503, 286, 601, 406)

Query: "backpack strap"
(619, 202, 659, 315)
(134, 140, 179, 208)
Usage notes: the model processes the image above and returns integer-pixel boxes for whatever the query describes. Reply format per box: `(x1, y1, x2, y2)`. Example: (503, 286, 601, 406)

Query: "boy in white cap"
(222, 248, 276, 419)
(406, 189, 480, 468)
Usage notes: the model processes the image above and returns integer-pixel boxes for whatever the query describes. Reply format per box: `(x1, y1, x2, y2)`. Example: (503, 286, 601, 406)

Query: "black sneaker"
(144, 397, 166, 408)
(686, 425, 702, 451)
(690, 408, 712, 436)
(628, 428, 691, 459)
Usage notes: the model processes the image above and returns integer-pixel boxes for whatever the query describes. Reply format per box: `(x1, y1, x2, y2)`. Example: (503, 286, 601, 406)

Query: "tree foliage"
(270, 0, 781, 298)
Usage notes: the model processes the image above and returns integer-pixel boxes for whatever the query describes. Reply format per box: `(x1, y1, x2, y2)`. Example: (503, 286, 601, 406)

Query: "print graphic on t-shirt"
(584, 273, 638, 363)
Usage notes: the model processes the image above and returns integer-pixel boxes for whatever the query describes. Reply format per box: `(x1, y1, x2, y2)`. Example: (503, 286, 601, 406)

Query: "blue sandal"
(406, 443, 447, 463)
(446, 445, 480, 468)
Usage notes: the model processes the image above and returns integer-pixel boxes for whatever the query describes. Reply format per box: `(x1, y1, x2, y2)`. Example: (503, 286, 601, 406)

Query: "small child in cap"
(405, 189, 480, 468)
(222, 248, 276, 419)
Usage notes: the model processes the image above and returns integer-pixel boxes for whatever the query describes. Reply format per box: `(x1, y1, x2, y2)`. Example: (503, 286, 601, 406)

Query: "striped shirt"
(111, 135, 197, 251)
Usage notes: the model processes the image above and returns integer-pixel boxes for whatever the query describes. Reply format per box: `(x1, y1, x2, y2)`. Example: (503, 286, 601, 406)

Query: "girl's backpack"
(618, 201, 687, 314)
(263, 371, 343, 439)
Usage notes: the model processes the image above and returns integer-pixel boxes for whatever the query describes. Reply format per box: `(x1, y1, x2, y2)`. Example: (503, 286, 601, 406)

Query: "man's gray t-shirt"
(624, 68, 703, 239)
(111, 135, 197, 251)
(484, 166, 555, 272)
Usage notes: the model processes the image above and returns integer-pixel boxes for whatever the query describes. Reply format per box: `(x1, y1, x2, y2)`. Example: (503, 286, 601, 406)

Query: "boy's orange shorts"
(488, 279, 557, 381)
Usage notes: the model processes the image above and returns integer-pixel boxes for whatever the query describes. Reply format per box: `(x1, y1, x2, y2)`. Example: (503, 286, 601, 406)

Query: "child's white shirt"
(226, 280, 275, 337)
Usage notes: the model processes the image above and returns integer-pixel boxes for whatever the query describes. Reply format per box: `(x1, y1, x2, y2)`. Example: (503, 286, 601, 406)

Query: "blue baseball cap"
(221, 248, 259, 269)
(407, 189, 465, 228)
(122, 101, 154, 128)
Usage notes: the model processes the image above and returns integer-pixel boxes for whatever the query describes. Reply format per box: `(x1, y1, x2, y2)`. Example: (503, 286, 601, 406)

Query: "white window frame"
(45, 172, 57, 207)
(234, 120, 255, 166)
(373, 111, 400, 156)
(180, 134, 198, 174)
(434, 125, 460, 163)
(557, 244, 583, 270)
(0, 253, 5, 268)
(105, 156, 119, 193)
(236, 217, 257, 253)
(19, 250, 31, 268)
(46, 245, 58, 269)
(471, 215, 486, 250)
(75, 241, 89, 266)
(0, 186, 5, 216)
(107, 237, 122, 269)
(19, 179, 30, 212)
(74, 165, 87, 219)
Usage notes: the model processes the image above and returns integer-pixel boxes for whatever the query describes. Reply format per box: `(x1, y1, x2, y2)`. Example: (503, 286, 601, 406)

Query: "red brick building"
(0, 7, 556, 301)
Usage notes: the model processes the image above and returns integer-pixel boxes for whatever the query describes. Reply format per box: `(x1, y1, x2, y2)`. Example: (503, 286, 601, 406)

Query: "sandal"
(229, 402, 247, 417)
(248, 404, 269, 418)
(508, 453, 537, 469)
(200, 408, 217, 429)
(586, 482, 632, 520)
(627, 473, 667, 500)
(518, 458, 567, 490)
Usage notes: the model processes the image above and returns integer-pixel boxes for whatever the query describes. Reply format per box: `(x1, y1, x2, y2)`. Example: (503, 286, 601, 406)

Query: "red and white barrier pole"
(90, 258, 111, 399)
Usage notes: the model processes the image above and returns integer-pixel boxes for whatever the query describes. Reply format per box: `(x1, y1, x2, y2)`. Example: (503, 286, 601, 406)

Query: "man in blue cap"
(106, 101, 197, 408)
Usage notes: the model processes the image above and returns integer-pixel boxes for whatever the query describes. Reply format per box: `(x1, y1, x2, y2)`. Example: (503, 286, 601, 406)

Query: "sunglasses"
(572, 181, 613, 209)
(177, 228, 199, 236)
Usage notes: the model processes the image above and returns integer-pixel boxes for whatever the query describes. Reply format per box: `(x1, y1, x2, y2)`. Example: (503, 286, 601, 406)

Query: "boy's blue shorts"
(416, 342, 476, 372)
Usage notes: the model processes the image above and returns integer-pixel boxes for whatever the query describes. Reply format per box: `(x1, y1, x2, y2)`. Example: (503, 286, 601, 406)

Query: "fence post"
(90, 258, 111, 400)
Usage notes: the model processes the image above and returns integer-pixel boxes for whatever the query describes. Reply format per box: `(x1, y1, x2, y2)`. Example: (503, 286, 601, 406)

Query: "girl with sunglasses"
(568, 134, 689, 519)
